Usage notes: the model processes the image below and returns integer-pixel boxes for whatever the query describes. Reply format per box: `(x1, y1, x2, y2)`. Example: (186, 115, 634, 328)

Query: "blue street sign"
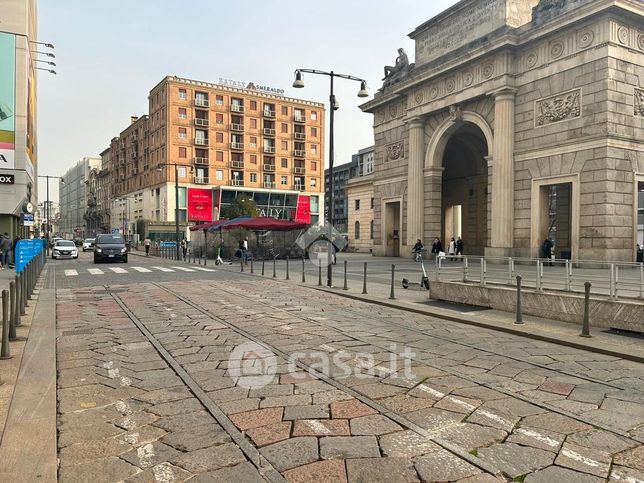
(15, 239, 43, 273)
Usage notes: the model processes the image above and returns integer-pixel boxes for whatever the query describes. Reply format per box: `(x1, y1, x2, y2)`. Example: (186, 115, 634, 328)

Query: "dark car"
(94, 234, 128, 263)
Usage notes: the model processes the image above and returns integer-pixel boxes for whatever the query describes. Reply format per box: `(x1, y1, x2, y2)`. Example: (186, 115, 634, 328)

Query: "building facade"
(101, 76, 325, 238)
(0, 0, 38, 238)
(362, 0, 644, 261)
(58, 157, 101, 239)
(347, 173, 375, 252)
(324, 160, 361, 234)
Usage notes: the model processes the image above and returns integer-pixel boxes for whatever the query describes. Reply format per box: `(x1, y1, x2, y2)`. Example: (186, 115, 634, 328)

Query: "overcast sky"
(37, 0, 458, 202)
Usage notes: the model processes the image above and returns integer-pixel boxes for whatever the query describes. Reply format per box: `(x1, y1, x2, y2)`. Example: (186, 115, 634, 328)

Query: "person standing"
(542, 238, 553, 266)
(431, 237, 443, 260)
(241, 237, 249, 265)
(412, 239, 424, 261)
(180, 239, 188, 261)
(0, 233, 11, 270)
(456, 237, 464, 260)
(448, 237, 456, 261)
(144, 236, 151, 256)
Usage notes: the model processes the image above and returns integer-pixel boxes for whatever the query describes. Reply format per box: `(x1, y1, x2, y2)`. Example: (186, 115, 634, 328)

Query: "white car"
(52, 240, 78, 260)
(82, 238, 95, 252)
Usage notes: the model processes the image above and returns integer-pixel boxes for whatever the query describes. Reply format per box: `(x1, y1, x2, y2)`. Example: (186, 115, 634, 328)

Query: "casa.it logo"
(295, 221, 347, 268)
(228, 342, 277, 389)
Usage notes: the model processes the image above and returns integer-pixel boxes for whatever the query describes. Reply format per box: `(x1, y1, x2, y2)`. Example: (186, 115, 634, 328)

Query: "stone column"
(490, 89, 516, 253)
(406, 117, 425, 247)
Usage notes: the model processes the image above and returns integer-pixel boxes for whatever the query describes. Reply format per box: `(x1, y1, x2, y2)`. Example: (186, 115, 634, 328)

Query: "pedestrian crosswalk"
(62, 266, 216, 277)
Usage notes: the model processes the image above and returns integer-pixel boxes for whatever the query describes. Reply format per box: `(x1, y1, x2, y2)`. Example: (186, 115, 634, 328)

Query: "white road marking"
(109, 267, 128, 274)
(88, 268, 104, 275)
(152, 462, 177, 483)
(171, 266, 195, 272)
(137, 443, 156, 469)
(192, 266, 216, 272)
(64, 269, 78, 276)
(124, 432, 139, 445)
(131, 266, 152, 273)
(416, 384, 446, 399)
(561, 448, 606, 469)
(152, 266, 174, 272)
(515, 428, 560, 448)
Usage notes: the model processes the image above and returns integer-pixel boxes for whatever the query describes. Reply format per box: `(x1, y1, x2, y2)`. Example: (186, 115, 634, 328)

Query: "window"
(250, 136, 257, 148)
(311, 144, 317, 155)
(216, 113, 224, 124)
(178, 127, 187, 139)
(294, 108, 305, 121)
(178, 89, 187, 99)
(250, 154, 257, 164)
(311, 111, 318, 121)
(355, 199, 360, 211)
(281, 176, 288, 185)
(311, 161, 317, 171)
(216, 151, 224, 162)
(250, 173, 257, 183)
(281, 106, 288, 116)
(216, 95, 224, 105)
(178, 108, 187, 119)
(281, 123, 288, 134)
(178, 166, 187, 178)
(250, 119, 257, 129)
(355, 221, 360, 240)
(179, 147, 187, 158)
(216, 132, 224, 143)
(216, 170, 223, 181)
(370, 220, 374, 239)
(281, 158, 288, 168)
(311, 127, 318, 137)
(250, 100, 257, 110)
(281, 141, 288, 150)
(370, 197, 374, 209)
(310, 178, 317, 187)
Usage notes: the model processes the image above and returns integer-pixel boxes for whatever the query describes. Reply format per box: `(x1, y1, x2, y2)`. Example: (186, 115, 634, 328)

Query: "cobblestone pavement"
(56, 272, 644, 482)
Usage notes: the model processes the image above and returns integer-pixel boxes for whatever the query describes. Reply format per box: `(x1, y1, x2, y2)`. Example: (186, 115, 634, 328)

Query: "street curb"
(309, 285, 644, 364)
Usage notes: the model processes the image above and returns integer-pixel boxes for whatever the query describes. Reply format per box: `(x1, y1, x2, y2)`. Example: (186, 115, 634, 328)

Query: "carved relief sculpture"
(636, 89, 644, 117)
(535, 89, 581, 125)
(449, 105, 463, 122)
(381, 48, 415, 90)
(386, 141, 405, 161)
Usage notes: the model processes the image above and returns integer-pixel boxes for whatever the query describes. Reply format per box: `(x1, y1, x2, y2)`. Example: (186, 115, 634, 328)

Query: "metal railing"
(294, 150, 306, 157)
(195, 138, 209, 146)
(294, 132, 306, 140)
(194, 118, 209, 127)
(263, 110, 276, 118)
(231, 142, 244, 150)
(231, 160, 244, 169)
(263, 128, 276, 136)
(263, 146, 276, 154)
(263, 164, 276, 172)
(231, 123, 244, 132)
(231, 104, 244, 113)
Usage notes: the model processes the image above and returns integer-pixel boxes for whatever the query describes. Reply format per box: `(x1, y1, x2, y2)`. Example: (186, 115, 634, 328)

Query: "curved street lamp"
(292, 68, 369, 286)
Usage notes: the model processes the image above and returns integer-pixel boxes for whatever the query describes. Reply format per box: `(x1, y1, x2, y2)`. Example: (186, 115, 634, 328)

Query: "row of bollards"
(1, 249, 45, 360)
(514, 275, 593, 337)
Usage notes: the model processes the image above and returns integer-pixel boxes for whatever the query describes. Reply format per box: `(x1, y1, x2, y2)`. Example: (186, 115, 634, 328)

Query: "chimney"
(130, 115, 138, 124)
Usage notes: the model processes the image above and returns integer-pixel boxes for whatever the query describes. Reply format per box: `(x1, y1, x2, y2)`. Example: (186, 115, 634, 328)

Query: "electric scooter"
(402, 250, 430, 290)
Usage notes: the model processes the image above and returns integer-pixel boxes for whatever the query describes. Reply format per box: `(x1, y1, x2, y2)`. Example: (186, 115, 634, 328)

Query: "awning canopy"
(189, 219, 226, 232)
(230, 217, 309, 231)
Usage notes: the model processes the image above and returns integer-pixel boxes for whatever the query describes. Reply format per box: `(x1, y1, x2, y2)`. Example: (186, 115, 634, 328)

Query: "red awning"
(223, 217, 308, 231)
(189, 219, 226, 231)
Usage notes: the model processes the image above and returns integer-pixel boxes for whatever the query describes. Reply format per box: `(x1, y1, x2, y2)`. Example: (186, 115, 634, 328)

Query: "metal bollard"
(198, 250, 202, 264)
(9, 281, 16, 340)
(286, 256, 290, 280)
(1, 290, 10, 359)
(302, 257, 306, 283)
(565, 259, 571, 292)
(318, 264, 322, 286)
(272, 257, 276, 278)
(27, 262, 32, 300)
(580, 281, 592, 338)
(514, 275, 523, 325)
(535, 260, 542, 292)
(362, 262, 368, 294)
(14, 275, 21, 326)
(343, 260, 348, 290)
(389, 264, 396, 300)
(20, 272, 26, 314)
(462, 257, 469, 283)
(250, 258, 254, 274)
(261, 258, 265, 276)
(480, 258, 486, 286)
(508, 257, 514, 285)
(328, 261, 333, 288)
(640, 263, 643, 299)
(203, 251, 207, 266)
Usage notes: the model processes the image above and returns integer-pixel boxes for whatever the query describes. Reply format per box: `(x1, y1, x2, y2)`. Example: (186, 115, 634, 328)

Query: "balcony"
(294, 115, 306, 123)
(263, 146, 276, 154)
(231, 142, 244, 150)
(263, 128, 276, 137)
(194, 118, 210, 127)
(231, 104, 245, 113)
(231, 160, 244, 169)
(195, 138, 209, 146)
(232, 179, 244, 186)
(263, 164, 276, 172)
(195, 98, 209, 107)
(263, 182, 276, 189)
(294, 150, 306, 158)
(294, 132, 306, 140)
(231, 123, 244, 132)
(194, 157, 209, 166)
(293, 166, 306, 174)
(263, 110, 276, 118)
(294, 184, 305, 191)
(194, 176, 209, 184)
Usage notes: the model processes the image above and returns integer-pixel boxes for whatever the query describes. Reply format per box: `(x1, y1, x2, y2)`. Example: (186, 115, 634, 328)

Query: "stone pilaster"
(406, 117, 425, 246)
(490, 89, 516, 252)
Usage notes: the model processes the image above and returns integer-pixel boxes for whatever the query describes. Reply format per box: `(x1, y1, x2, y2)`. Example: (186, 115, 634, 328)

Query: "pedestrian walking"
(0, 233, 11, 270)
(431, 237, 443, 260)
(241, 237, 249, 265)
(180, 239, 188, 261)
(448, 237, 456, 261)
(456, 236, 464, 260)
(144, 236, 151, 256)
(542, 238, 553, 266)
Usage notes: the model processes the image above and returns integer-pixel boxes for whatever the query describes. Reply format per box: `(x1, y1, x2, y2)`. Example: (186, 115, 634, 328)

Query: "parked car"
(94, 233, 128, 263)
(52, 240, 78, 260)
(82, 238, 96, 252)
(49, 236, 63, 248)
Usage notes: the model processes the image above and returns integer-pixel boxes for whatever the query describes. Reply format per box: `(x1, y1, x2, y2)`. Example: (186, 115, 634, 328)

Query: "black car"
(94, 234, 128, 263)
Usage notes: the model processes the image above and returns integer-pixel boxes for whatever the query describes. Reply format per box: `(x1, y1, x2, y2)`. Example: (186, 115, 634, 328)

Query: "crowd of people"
(0, 233, 21, 270)
(412, 236, 465, 261)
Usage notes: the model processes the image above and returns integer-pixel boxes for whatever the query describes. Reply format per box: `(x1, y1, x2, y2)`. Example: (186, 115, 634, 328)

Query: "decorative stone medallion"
(525, 51, 538, 69)
(377, 110, 386, 123)
(389, 104, 398, 119)
(635, 88, 644, 117)
(617, 26, 629, 45)
(550, 40, 564, 59)
(415, 90, 423, 105)
(638, 34, 644, 51)
(463, 72, 474, 87)
(578, 30, 594, 48)
(430, 87, 438, 99)
(446, 78, 456, 93)
(386, 141, 405, 161)
(482, 63, 494, 79)
(535, 89, 582, 126)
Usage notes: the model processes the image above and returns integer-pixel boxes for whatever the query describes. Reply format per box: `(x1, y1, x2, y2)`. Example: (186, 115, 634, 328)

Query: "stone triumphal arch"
(362, 0, 644, 261)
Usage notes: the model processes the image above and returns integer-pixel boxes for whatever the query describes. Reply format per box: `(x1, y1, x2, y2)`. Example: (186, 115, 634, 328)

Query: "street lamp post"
(38, 175, 64, 255)
(157, 163, 192, 260)
(292, 69, 369, 286)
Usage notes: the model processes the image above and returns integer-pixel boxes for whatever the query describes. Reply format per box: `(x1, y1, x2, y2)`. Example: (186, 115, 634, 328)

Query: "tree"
(222, 197, 259, 219)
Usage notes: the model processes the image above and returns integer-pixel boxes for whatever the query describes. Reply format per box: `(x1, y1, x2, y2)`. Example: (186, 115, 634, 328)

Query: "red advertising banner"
(294, 195, 311, 224)
(187, 188, 213, 222)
